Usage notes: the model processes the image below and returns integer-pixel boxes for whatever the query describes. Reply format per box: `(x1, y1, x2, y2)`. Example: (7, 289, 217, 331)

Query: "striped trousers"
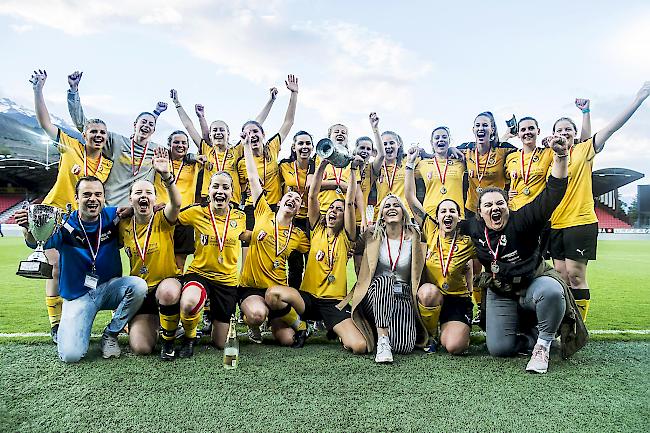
(361, 275, 416, 354)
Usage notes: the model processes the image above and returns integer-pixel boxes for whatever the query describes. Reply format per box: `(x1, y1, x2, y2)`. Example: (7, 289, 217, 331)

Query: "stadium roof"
(592, 168, 644, 197)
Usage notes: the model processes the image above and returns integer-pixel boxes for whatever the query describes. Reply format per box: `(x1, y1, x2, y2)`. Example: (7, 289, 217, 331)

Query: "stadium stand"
(595, 204, 632, 230)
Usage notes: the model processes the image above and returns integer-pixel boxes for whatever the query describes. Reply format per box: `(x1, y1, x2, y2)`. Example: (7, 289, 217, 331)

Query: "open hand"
(285, 74, 299, 93)
(152, 147, 171, 175)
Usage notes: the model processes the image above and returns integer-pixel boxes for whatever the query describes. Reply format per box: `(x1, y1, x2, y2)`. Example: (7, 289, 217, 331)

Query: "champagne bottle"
(223, 315, 239, 369)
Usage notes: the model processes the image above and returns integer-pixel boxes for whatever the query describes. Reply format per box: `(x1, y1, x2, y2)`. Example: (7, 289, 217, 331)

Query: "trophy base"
(17, 261, 53, 279)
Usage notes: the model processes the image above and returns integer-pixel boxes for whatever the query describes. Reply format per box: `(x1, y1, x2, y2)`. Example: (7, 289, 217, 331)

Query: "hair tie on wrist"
(153, 109, 161, 116)
(582, 108, 590, 114)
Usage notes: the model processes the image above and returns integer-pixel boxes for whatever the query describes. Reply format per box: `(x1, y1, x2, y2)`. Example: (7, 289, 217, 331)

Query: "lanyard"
(208, 205, 231, 254)
(132, 214, 155, 266)
(328, 166, 343, 186)
(83, 150, 102, 177)
(130, 137, 150, 176)
(433, 156, 449, 185)
(78, 213, 102, 272)
(386, 228, 404, 272)
(520, 148, 537, 185)
(474, 146, 492, 186)
(274, 220, 293, 257)
(381, 161, 399, 191)
(212, 146, 228, 172)
(172, 158, 184, 184)
(483, 227, 500, 263)
(437, 230, 457, 278)
(326, 231, 339, 269)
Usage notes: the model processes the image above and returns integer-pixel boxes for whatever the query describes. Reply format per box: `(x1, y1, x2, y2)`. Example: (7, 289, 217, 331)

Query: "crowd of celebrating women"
(17, 68, 650, 373)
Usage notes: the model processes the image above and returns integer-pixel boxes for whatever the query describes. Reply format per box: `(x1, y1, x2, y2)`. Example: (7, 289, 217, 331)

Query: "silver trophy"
(316, 138, 353, 168)
(17, 204, 68, 279)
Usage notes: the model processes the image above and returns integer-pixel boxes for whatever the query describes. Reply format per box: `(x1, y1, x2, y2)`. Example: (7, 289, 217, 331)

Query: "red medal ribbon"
(132, 214, 155, 266)
(433, 156, 449, 185)
(330, 165, 343, 187)
(208, 205, 231, 254)
(326, 231, 339, 269)
(437, 230, 457, 278)
(212, 146, 228, 172)
(386, 227, 405, 272)
(474, 146, 491, 187)
(483, 227, 500, 263)
(274, 219, 293, 257)
(130, 137, 150, 176)
(172, 158, 184, 185)
(381, 161, 399, 191)
(84, 150, 103, 177)
(520, 148, 537, 185)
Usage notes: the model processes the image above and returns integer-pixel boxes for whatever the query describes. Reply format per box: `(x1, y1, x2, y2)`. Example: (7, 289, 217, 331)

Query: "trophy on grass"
(316, 138, 353, 168)
(17, 204, 70, 279)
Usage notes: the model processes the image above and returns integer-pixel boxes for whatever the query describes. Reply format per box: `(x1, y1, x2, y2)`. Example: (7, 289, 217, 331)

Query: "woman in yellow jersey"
(347, 193, 428, 363)
(31, 70, 113, 343)
(170, 87, 277, 204)
(415, 126, 466, 217)
(119, 147, 182, 356)
(154, 130, 202, 271)
(406, 146, 476, 354)
(279, 131, 315, 290)
(550, 82, 650, 322)
(266, 158, 367, 353)
(238, 129, 310, 347)
(159, 171, 248, 359)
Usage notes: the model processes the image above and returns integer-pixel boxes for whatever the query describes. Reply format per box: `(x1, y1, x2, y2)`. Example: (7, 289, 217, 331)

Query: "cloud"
(10, 23, 32, 33)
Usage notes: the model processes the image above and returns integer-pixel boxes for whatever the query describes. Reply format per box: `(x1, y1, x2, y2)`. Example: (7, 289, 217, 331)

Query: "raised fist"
(29, 69, 47, 91)
(67, 71, 82, 91)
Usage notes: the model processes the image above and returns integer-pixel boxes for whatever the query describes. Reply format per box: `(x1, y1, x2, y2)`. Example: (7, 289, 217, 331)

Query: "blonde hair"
(373, 193, 419, 240)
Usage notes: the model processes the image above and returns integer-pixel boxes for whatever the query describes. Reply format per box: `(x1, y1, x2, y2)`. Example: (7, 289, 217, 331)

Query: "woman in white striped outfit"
(347, 194, 428, 363)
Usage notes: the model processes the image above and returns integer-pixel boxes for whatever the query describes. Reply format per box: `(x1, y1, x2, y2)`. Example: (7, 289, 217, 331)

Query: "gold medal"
(327, 275, 335, 284)
(218, 255, 224, 264)
(442, 282, 449, 290)
(273, 260, 281, 269)
(476, 187, 483, 194)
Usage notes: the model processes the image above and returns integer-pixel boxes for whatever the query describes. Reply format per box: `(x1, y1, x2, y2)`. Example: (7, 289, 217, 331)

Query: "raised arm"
(308, 159, 328, 228)
(242, 132, 264, 203)
(404, 146, 427, 226)
(29, 70, 58, 140)
(369, 112, 385, 175)
(66, 70, 86, 132)
(549, 136, 569, 180)
(575, 98, 591, 142)
(196, 104, 210, 145)
(255, 87, 278, 125)
(170, 89, 202, 146)
(345, 157, 362, 240)
(278, 75, 299, 141)
(593, 82, 650, 153)
(152, 147, 182, 223)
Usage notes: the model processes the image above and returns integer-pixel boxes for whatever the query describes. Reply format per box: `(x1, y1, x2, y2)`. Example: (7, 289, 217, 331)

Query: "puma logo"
(478, 239, 486, 246)
(576, 248, 586, 256)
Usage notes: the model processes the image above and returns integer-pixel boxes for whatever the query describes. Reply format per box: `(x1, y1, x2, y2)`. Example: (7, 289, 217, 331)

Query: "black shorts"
(549, 222, 598, 262)
(242, 203, 278, 247)
(173, 224, 195, 255)
(440, 295, 473, 327)
(299, 290, 351, 330)
(181, 273, 238, 323)
(238, 286, 267, 302)
(135, 287, 159, 316)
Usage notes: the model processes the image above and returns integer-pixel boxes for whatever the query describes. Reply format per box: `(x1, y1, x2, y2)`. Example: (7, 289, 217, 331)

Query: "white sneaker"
(100, 332, 121, 359)
(526, 344, 549, 373)
(375, 335, 393, 363)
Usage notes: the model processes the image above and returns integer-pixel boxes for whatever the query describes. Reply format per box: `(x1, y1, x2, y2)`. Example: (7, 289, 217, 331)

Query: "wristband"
(175, 104, 182, 109)
(153, 109, 161, 117)
(581, 108, 590, 114)
(555, 153, 569, 158)
(162, 174, 175, 185)
(405, 163, 416, 170)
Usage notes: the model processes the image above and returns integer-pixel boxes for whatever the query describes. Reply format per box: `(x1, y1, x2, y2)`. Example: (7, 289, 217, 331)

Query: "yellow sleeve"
(296, 228, 310, 253)
(268, 134, 282, 157)
(254, 195, 273, 219)
(178, 206, 198, 226)
(56, 128, 83, 155)
(156, 209, 176, 233)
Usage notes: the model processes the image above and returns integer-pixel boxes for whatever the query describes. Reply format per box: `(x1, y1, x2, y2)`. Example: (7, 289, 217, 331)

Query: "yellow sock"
(279, 307, 307, 331)
(418, 303, 441, 338)
(159, 304, 180, 341)
(571, 288, 591, 322)
(472, 287, 482, 307)
(181, 309, 202, 339)
(45, 295, 63, 328)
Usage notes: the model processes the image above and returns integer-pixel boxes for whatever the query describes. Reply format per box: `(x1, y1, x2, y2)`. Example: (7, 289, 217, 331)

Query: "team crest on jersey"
(532, 155, 540, 162)
(488, 157, 496, 165)
(257, 230, 267, 241)
(427, 172, 433, 180)
(510, 170, 518, 179)
(315, 250, 325, 261)
(71, 164, 81, 175)
(230, 220, 237, 228)
(201, 234, 209, 245)
(499, 235, 507, 246)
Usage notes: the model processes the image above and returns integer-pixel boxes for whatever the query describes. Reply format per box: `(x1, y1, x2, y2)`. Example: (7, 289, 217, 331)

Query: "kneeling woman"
(266, 158, 366, 353)
(119, 148, 182, 356)
(405, 147, 475, 354)
(464, 136, 573, 373)
(350, 193, 428, 363)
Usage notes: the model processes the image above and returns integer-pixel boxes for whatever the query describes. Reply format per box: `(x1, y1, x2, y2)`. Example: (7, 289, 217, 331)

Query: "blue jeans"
(485, 276, 566, 357)
(57, 276, 148, 363)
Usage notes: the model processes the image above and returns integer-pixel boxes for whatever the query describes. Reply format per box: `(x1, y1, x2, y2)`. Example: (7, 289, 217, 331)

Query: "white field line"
(1, 330, 650, 338)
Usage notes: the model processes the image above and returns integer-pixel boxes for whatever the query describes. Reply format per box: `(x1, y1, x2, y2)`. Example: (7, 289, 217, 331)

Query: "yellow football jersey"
(315, 156, 359, 214)
(239, 196, 310, 289)
(300, 223, 353, 299)
(119, 210, 179, 290)
(422, 218, 475, 296)
(178, 204, 246, 286)
(374, 159, 412, 220)
(550, 138, 598, 229)
(279, 159, 313, 219)
(199, 140, 243, 205)
(505, 147, 554, 211)
(356, 162, 375, 223)
(237, 134, 282, 206)
(463, 143, 514, 213)
(416, 157, 466, 217)
(43, 129, 113, 210)
(154, 158, 199, 208)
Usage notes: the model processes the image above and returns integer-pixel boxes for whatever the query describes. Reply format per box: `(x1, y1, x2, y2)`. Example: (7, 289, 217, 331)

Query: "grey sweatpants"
(486, 275, 566, 357)
(361, 275, 417, 354)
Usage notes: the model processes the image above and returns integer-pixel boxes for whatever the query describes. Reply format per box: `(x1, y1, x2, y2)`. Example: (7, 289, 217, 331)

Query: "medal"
(381, 161, 399, 192)
(331, 166, 344, 195)
(484, 227, 501, 277)
(474, 146, 491, 194)
(440, 186, 447, 194)
(83, 150, 103, 177)
(327, 275, 336, 284)
(132, 213, 155, 277)
(273, 260, 281, 269)
(433, 156, 449, 193)
(208, 205, 231, 265)
(130, 136, 150, 176)
(274, 219, 293, 259)
(523, 187, 530, 196)
(476, 187, 483, 194)
(437, 230, 458, 290)
(519, 148, 536, 197)
(335, 187, 343, 195)
(442, 282, 449, 290)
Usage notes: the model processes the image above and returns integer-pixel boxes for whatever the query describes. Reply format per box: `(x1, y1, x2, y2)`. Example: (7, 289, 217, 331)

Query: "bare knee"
(265, 286, 285, 309)
(130, 339, 155, 355)
(275, 329, 294, 346)
(444, 338, 469, 355)
(244, 309, 267, 326)
(348, 339, 367, 354)
(157, 284, 180, 306)
(417, 284, 442, 307)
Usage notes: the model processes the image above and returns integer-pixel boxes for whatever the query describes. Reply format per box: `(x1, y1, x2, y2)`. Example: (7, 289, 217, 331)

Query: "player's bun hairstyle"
(83, 118, 107, 133)
(517, 116, 539, 129)
(474, 111, 500, 146)
(167, 130, 189, 147)
(290, 130, 314, 161)
(75, 175, 105, 197)
(476, 187, 509, 220)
